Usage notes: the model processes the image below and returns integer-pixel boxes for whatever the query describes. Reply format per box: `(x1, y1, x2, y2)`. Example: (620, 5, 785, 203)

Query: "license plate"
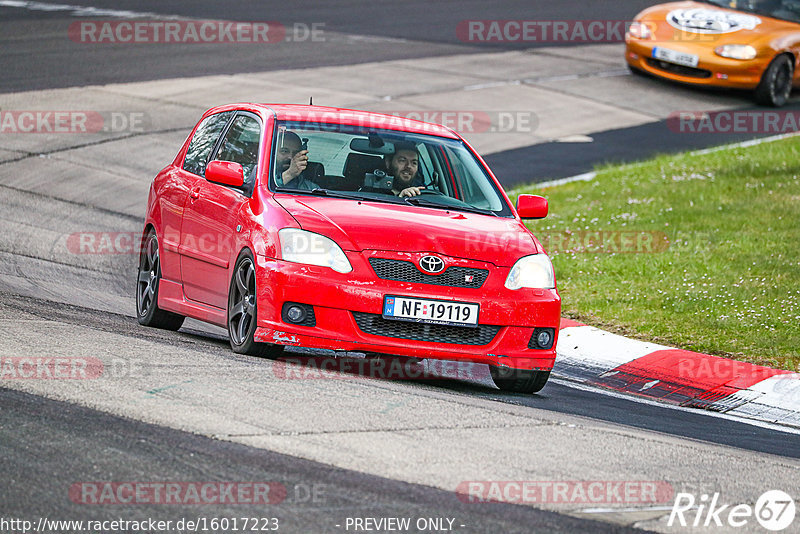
(382, 296, 479, 328)
(653, 47, 699, 68)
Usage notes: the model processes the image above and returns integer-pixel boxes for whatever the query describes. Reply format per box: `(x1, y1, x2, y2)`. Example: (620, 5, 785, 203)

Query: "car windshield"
(699, 0, 800, 23)
(269, 121, 513, 217)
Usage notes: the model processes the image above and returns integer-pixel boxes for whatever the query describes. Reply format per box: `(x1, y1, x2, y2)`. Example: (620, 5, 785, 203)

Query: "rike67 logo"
(669, 490, 795, 531)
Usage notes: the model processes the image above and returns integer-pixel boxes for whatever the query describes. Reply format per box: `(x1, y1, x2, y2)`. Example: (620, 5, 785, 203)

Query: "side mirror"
(516, 194, 548, 219)
(206, 160, 244, 188)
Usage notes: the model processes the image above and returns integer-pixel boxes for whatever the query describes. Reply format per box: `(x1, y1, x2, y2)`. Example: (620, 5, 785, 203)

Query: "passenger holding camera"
(275, 130, 319, 190)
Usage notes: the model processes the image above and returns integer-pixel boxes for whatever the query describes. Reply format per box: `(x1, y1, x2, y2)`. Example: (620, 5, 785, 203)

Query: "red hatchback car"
(136, 104, 560, 393)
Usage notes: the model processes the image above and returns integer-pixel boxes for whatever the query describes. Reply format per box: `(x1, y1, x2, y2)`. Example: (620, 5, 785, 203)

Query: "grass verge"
(512, 136, 800, 372)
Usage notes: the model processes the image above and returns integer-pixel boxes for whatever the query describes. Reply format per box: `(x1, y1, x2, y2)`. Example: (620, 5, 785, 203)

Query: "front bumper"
(252, 252, 561, 371)
(625, 39, 765, 89)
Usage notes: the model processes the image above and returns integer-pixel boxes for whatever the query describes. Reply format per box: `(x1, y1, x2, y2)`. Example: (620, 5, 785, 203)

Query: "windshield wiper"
(276, 187, 366, 199)
(310, 188, 412, 205)
(310, 188, 366, 199)
(403, 197, 497, 216)
(276, 187, 408, 205)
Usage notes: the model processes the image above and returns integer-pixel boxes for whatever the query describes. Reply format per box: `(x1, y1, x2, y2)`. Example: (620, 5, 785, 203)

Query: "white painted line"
(532, 172, 596, 190)
(574, 506, 675, 514)
(524, 68, 631, 84)
(465, 68, 630, 92)
(556, 134, 594, 143)
(0, 0, 182, 19)
(692, 131, 800, 155)
(463, 80, 521, 91)
(337, 34, 408, 44)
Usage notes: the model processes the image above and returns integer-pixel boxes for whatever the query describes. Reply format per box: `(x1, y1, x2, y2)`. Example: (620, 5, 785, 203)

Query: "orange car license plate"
(653, 47, 699, 68)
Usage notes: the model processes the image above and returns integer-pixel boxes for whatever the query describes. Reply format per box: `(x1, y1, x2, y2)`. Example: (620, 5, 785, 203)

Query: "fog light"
(529, 328, 555, 350)
(281, 302, 316, 327)
(537, 330, 552, 348)
(286, 305, 306, 323)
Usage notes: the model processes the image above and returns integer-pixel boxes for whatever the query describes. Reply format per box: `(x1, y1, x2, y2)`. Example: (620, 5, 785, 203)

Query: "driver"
(385, 142, 424, 198)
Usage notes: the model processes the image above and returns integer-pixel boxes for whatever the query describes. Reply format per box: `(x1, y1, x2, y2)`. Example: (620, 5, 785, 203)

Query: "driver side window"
(183, 111, 233, 177)
(213, 114, 262, 185)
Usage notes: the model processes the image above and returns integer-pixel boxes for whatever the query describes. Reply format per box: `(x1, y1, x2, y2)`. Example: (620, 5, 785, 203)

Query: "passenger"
(275, 130, 319, 190)
(386, 141, 424, 198)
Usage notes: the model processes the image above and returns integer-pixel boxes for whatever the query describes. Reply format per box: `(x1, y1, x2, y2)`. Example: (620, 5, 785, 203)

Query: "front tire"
(136, 230, 185, 331)
(227, 251, 284, 358)
(755, 55, 794, 107)
(490, 366, 550, 394)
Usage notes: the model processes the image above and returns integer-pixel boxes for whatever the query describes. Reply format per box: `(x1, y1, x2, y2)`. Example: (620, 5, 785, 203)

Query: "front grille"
(369, 258, 488, 288)
(646, 58, 711, 79)
(352, 312, 500, 346)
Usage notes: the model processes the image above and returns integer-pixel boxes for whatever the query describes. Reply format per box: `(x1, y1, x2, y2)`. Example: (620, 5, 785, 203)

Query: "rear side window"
(213, 114, 262, 184)
(183, 111, 233, 176)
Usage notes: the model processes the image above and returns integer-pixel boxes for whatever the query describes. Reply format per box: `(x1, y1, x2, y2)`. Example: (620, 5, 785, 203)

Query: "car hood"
(273, 194, 540, 267)
(638, 1, 798, 44)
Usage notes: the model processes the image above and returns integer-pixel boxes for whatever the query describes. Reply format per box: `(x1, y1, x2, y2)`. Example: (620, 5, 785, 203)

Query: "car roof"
(210, 103, 461, 140)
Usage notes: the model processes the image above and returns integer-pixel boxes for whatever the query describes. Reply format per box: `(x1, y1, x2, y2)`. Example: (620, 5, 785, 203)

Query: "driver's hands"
(283, 149, 309, 183)
(398, 187, 422, 198)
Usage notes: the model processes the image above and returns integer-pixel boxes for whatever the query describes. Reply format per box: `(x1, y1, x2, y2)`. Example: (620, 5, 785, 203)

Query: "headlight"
(628, 21, 653, 40)
(505, 254, 555, 290)
(715, 45, 757, 60)
(278, 228, 352, 273)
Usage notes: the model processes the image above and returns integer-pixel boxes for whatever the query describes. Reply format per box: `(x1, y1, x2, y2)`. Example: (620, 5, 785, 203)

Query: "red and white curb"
(555, 319, 800, 429)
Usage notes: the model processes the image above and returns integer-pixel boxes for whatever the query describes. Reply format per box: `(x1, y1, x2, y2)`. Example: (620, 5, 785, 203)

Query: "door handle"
(190, 187, 201, 200)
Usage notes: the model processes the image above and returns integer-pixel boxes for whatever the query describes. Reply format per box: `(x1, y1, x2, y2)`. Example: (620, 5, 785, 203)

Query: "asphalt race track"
(1, 0, 658, 92)
(1, 2, 799, 533)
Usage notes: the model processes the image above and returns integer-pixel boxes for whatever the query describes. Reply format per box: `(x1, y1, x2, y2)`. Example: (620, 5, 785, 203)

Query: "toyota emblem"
(419, 255, 445, 274)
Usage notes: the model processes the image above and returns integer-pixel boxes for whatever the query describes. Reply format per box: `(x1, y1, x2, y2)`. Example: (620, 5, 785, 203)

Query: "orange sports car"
(626, 1, 800, 106)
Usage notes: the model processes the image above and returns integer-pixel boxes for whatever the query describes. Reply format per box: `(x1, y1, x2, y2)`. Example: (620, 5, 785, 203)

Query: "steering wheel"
(419, 189, 444, 196)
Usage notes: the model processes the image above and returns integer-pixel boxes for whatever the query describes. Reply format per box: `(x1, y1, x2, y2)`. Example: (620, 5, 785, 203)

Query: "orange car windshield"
(698, 0, 800, 23)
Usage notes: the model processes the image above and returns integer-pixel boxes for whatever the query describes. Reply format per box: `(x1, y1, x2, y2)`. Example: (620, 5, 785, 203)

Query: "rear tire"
(755, 54, 794, 107)
(228, 251, 284, 358)
(136, 230, 185, 331)
(490, 366, 550, 394)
